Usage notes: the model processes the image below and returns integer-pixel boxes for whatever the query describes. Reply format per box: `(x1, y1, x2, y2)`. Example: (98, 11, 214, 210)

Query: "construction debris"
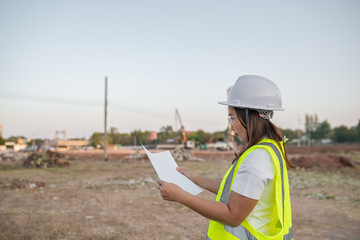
(122, 150, 147, 161)
(23, 150, 70, 168)
(0, 151, 28, 162)
(171, 147, 203, 162)
(121, 148, 204, 162)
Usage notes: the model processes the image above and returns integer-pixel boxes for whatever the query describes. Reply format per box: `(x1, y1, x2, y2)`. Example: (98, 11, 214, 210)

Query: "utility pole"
(104, 77, 108, 161)
(175, 109, 177, 133)
(297, 116, 301, 147)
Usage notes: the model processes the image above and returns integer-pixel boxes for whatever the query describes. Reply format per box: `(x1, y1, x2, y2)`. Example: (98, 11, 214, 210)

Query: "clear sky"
(1, 0, 359, 139)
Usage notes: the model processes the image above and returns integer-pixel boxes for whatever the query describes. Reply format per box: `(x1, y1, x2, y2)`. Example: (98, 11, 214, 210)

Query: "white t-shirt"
(231, 148, 276, 235)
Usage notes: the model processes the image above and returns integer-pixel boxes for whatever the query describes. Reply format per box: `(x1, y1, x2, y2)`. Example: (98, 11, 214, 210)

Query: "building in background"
(43, 139, 91, 151)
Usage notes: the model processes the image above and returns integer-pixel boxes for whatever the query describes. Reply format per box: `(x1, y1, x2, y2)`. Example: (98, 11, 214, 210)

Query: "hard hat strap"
(245, 108, 250, 141)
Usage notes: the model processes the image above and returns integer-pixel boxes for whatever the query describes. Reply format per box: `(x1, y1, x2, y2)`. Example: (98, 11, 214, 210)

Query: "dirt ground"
(1, 145, 360, 240)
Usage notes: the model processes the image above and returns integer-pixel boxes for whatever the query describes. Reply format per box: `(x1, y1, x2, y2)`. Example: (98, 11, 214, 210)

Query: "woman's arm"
(177, 167, 221, 194)
(158, 180, 258, 227)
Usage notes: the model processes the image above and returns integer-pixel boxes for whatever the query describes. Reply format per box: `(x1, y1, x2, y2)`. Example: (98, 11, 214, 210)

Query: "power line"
(0, 90, 101, 107)
(0, 90, 174, 121)
(0, 90, 224, 129)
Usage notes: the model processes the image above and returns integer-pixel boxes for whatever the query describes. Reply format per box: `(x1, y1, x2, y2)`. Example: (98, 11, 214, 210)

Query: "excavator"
(175, 109, 195, 149)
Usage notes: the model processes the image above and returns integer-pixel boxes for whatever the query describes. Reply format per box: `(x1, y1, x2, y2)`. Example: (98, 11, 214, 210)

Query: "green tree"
(89, 132, 102, 147)
(313, 120, 332, 141)
(188, 129, 211, 145)
(108, 127, 119, 144)
(305, 114, 319, 143)
(158, 125, 175, 143)
(123, 133, 133, 145)
(349, 126, 358, 143)
(332, 125, 356, 143)
(130, 130, 152, 145)
(7, 136, 27, 143)
(356, 120, 360, 142)
(0, 136, 5, 145)
(112, 133, 123, 145)
(89, 132, 111, 148)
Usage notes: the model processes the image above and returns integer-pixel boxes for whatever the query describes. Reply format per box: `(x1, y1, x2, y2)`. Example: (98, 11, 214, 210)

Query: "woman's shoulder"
(240, 148, 274, 177)
(244, 148, 272, 165)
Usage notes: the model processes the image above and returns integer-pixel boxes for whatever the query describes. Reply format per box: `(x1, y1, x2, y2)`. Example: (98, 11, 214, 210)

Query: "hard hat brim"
(218, 100, 284, 111)
(218, 100, 235, 106)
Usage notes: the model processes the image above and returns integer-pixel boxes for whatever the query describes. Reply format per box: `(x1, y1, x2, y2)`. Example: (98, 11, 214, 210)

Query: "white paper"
(142, 145, 203, 195)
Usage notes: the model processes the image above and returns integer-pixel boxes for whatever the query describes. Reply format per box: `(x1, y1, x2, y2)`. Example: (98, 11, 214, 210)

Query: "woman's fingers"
(157, 180, 166, 198)
(177, 167, 188, 175)
(157, 180, 171, 200)
(157, 179, 164, 186)
(177, 167, 187, 172)
(157, 179, 165, 191)
(156, 180, 182, 201)
(177, 167, 193, 180)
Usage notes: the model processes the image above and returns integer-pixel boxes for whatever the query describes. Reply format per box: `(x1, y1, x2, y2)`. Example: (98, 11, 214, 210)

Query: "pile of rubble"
(23, 150, 70, 168)
(121, 147, 204, 162)
(0, 151, 28, 162)
(171, 147, 203, 162)
(291, 154, 355, 170)
(122, 151, 148, 162)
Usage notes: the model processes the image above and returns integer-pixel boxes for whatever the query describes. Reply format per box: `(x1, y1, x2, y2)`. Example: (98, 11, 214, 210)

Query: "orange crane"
(175, 109, 194, 149)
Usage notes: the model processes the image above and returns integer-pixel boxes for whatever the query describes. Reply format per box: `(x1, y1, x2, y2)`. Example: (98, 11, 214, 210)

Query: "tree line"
(1, 116, 359, 147)
(282, 115, 360, 144)
(89, 126, 229, 148)
(89, 116, 360, 147)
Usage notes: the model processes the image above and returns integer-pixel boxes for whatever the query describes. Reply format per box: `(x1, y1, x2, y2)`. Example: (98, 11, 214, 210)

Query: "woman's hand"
(157, 180, 186, 202)
(176, 167, 197, 183)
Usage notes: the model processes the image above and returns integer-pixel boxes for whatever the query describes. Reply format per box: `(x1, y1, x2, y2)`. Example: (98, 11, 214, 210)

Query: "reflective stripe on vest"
(259, 142, 285, 224)
(206, 141, 293, 240)
(207, 227, 293, 240)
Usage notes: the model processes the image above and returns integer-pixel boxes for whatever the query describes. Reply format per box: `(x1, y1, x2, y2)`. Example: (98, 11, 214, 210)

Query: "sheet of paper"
(142, 145, 203, 195)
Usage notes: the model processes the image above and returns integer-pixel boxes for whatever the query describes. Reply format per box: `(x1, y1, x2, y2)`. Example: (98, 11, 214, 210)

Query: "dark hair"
(233, 108, 293, 168)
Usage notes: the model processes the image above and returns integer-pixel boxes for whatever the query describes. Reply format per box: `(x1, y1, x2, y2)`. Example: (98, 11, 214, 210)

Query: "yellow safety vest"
(207, 139, 293, 240)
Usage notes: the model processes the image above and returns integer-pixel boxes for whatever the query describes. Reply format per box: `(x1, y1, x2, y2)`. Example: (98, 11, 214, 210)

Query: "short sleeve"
(231, 148, 275, 200)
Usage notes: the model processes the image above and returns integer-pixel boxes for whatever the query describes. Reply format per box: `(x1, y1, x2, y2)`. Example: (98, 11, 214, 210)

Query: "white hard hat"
(218, 75, 284, 111)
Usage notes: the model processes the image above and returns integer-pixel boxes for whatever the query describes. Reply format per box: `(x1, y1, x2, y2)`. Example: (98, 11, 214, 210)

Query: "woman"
(157, 75, 293, 240)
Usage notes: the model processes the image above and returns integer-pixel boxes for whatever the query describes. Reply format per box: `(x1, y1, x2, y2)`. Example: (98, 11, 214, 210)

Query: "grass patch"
(0, 163, 22, 171)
